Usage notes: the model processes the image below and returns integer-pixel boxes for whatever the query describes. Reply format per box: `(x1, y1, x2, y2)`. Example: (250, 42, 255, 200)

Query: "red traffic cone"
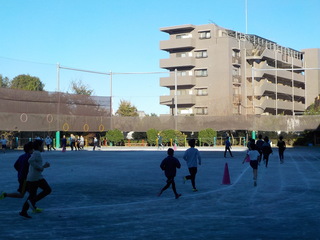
(222, 163, 231, 185)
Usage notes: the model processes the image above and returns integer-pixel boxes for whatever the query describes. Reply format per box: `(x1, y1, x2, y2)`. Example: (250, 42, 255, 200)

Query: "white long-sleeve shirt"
(27, 151, 44, 182)
(183, 147, 201, 168)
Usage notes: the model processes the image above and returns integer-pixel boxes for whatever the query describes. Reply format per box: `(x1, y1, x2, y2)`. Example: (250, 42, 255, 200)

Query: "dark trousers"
(21, 179, 52, 213)
(160, 177, 178, 195)
(263, 153, 270, 167)
(186, 167, 198, 189)
(224, 146, 233, 157)
(279, 148, 285, 161)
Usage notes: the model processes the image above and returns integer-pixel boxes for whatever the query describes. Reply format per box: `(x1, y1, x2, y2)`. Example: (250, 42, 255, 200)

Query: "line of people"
(61, 134, 85, 152)
(243, 135, 286, 187)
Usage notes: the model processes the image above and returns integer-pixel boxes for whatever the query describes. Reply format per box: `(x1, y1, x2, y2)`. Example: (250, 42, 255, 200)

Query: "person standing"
(61, 135, 67, 152)
(277, 136, 286, 164)
(93, 137, 98, 150)
(80, 135, 85, 149)
(19, 139, 52, 218)
(183, 139, 201, 192)
(1, 135, 7, 153)
(224, 136, 233, 158)
(242, 139, 260, 186)
(45, 136, 52, 151)
(70, 134, 76, 151)
(158, 148, 181, 199)
(157, 133, 163, 150)
(262, 136, 273, 168)
(0, 142, 34, 200)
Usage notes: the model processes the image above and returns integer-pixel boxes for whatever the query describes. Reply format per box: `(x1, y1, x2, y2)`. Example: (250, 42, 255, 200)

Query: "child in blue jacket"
(0, 142, 34, 199)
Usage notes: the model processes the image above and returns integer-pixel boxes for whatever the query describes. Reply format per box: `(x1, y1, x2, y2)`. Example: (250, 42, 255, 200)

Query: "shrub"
(147, 128, 158, 146)
(198, 128, 217, 146)
(105, 129, 124, 146)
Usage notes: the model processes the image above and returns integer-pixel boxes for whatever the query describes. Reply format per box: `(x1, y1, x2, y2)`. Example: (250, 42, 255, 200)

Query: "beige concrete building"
(159, 24, 320, 116)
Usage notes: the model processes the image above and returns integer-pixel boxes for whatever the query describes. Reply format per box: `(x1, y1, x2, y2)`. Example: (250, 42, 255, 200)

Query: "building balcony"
(160, 38, 195, 51)
(232, 56, 241, 67)
(247, 61, 304, 83)
(254, 80, 305, 98)
(255, 98, 305, 112)
(160, 95, 196, 106)
(160, 75, 196, 87)
(160, 56, 195, 69)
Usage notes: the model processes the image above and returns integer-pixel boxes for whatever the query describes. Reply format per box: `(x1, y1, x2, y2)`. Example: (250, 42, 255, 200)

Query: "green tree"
(116, 100, 138, 116)
(71, 80, 93, 95)
(10, 74, 44, 91)
(105, 129, 124, 146)
(198, 128, 217, 146)
(147, 128, 159, 146)
(0, 74, 10, 88)
(304, 96, 320, 115)
(161, 129, 186, 146)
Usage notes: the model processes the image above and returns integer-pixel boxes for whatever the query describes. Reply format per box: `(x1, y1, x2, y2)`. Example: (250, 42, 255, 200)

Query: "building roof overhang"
(160, 24, 195, 34)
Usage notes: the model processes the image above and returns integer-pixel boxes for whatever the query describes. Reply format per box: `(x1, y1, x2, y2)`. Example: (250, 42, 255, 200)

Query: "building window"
(195, 107, 208, 115)
(176, 33, 191, 39)
(178, 108, 193, 115)
(176, 89, 192, 95)
(199, 31, 211, 39)
(196, 88, 208, 96)
(176, 52, 192, 58)
(232, 67, 241, 76)
(177, 70, 192, 76)
(195, 69, 208, 77)
(195, 50, 208, 58)
(176, 52, 187, 58)
(232, 50, 240, 57)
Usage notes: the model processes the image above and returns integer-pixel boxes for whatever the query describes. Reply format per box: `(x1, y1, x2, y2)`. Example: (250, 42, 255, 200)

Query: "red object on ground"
(222, 163, 231, 185)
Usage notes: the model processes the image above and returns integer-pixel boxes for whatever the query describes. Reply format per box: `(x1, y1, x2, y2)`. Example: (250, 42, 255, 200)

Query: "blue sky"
(1, 0, 319, 115)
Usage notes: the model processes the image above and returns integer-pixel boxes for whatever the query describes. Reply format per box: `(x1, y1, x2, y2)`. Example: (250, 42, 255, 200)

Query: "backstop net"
(0, 87, 111, 132)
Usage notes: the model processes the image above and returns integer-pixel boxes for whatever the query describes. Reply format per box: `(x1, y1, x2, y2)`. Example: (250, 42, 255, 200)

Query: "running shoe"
(182, 177, 187, 184)
(192, 188, 198, 192)
(175, 193, 182, 199)
(19, 212, 32, 219)
(33, 208, 43, 213)
(0, 192, 6, 200)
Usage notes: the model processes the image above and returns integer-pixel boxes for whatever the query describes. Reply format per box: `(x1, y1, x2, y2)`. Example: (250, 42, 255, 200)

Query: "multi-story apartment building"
(159, 24, 320, 116)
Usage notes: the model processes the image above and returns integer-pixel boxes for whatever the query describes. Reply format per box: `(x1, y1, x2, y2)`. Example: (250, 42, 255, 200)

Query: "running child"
(262, 136, 273, 168)
(20, 139, 52, 218)
(277, 136, 286, 164)
(0, 142, 34, 200)
(183, 139, 201, 192)
(158, 148, 181, 199)
(243, 139, 260, 186)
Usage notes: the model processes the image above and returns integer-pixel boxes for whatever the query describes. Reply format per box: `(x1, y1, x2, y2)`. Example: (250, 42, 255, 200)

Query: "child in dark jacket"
(158, 148, 181, 199)
(0, 142, 34, 199)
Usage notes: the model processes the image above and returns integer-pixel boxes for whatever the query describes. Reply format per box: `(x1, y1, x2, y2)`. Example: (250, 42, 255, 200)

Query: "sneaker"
(33, 208, 43, 213)
(192, 188, 198, 192)
(19, 212, 32, 219)
(0, 192, 6, 200)
(175, 193, 182, 199)
(182, 177, 187, 184)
